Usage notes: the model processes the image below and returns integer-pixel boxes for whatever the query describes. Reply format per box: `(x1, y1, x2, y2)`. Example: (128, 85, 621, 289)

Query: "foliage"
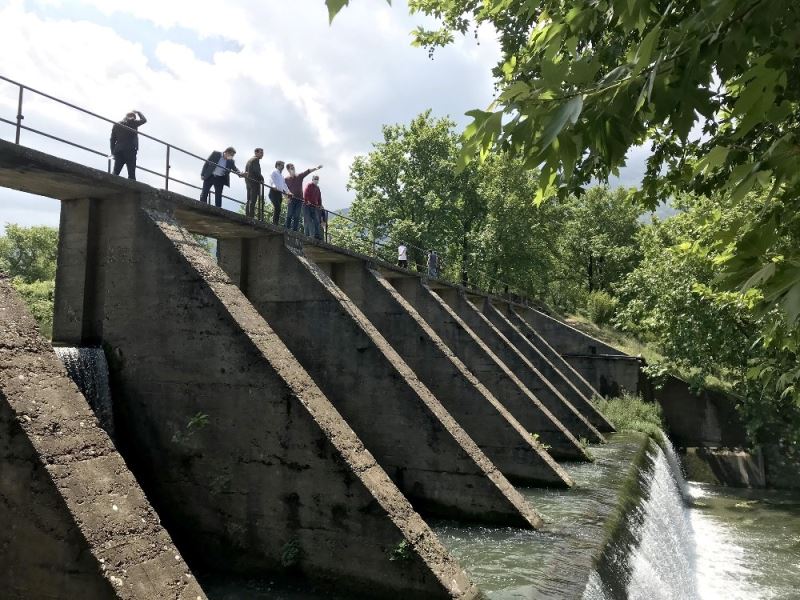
(11, 278, 54, 338)
(586, 290, 618, 327)
(403, 0, 800, 332)
(331, 111, 640, 305)
(1, 225, 59, 338)
(280, 537, 304, 568)
(0, 224, 58, 283)
(387, 539, 414, 562)
(595, 392, 664, 439)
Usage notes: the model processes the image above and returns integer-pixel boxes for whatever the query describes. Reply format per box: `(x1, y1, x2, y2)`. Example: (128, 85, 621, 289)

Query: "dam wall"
(0, 138, 622, 597)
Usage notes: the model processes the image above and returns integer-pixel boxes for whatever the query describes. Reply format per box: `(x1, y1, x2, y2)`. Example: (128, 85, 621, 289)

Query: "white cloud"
(0, 0, 502, 226)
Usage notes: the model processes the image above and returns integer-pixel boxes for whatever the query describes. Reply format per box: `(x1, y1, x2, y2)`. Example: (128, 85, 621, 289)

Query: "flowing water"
(436, 434, 800, 600)
(54, 346, 115, 436)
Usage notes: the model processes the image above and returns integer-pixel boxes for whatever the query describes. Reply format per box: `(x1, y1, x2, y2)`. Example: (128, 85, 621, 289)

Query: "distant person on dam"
(200, 146, 242, 208)
(269, 160, 290, 226)
(303, 173, 323, 240)
(319, 204, 328, 242)
(244, 148, 264, 218)
(109, 110, 147, 180)
(285, 163, 322, 231)
(398, 243, 408, 269)
(427, 249, 439, 278)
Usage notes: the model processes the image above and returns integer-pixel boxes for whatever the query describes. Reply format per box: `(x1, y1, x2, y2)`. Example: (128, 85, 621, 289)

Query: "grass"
(595, 392, 665, 439)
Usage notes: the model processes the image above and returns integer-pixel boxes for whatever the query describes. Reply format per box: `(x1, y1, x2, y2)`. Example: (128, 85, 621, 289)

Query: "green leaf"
(326, 0, 350, 23)
(539, 95, 584, 152)
(694, 146, 730, 175)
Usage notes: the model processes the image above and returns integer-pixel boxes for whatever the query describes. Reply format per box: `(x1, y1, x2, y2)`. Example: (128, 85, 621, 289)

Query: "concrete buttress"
(50, 194, 480, 599)
(435, 289, 604, 444)
(390, 277, 589, 461)
(217, 234, 542, 528)
(0, 277, 206, 600)
(505, 307, 601, 401)
(329, 261, 572, 488)
(484, 301, 615, 433)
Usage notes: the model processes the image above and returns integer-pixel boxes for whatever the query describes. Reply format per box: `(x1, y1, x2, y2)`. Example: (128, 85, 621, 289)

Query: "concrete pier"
(505, 306, 602, 402)
(435, 288, 604, 444)
(218, 234, 542, 526)
(484, 301, 615, 433)
(0, 277, 206, 600)
(49, 192, 479, 597)
(391, 277, 589, 461)
(329, 260, 572, 488)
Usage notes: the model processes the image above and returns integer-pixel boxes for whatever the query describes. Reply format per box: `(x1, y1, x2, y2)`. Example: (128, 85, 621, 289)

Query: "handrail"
(0, 72, 530, 300)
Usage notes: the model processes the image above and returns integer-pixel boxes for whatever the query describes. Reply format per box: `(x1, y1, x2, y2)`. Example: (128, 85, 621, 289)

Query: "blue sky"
(0, 0, 648, 231)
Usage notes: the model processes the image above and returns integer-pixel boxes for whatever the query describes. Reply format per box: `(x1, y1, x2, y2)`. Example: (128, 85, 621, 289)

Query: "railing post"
(107, 156, 112, 173)
(15, 85, 23, 144)
(164, 144, 171, 190)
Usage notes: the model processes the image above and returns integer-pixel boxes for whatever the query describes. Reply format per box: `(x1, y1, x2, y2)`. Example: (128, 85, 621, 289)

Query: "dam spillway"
(3, 137, 795, 599)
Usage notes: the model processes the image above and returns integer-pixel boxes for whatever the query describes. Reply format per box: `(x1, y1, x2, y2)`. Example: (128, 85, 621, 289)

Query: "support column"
(74, 195, 481, 598)
(219, 235, 541, 528)
(392, 277, 588, 461)
(331, 262, 572, 488)
(484, 300, 615, 433)
(436, 289, 604, 444)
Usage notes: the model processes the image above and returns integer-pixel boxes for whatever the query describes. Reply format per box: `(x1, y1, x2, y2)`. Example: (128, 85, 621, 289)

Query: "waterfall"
(585, 434, 759, 600)
(54, 346, 114, 437)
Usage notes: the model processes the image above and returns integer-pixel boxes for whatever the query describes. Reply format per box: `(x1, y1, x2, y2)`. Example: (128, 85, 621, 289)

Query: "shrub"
(595, 392, 664, 438)
(586, 290, 618, 326)
(11, 278, 54, 339)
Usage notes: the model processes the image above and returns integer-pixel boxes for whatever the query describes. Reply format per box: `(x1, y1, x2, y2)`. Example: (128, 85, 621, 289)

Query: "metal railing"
(0, 73, 530, 301)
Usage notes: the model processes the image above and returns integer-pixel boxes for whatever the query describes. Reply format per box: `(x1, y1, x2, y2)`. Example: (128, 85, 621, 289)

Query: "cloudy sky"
(0, 0, 647, 230)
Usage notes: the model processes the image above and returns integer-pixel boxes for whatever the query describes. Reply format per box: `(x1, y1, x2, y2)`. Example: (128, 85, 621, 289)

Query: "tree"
(559, 186, 643, 295)
(401, 0, 800, 328)
(0, 224, 59, 338)
(0, 224, 58, 283)
(331, 111, 486, 284)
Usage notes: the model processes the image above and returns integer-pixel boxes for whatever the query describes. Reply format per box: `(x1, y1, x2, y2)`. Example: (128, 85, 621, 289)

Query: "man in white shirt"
(269, 160, 290, 226)
(397, 244, 408, 269)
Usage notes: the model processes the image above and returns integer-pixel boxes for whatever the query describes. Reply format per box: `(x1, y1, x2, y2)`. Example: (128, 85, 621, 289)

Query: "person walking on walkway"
(303, 174, 324, 240)
(244, 148, 264, 218)
(427, 249, 439, 278)
(285, 163, 322, 231)
(398, 243, 408, 269)
(269, 160, 290, 226)
(200, 147, 242, 208)
(110, 110, 147, 180)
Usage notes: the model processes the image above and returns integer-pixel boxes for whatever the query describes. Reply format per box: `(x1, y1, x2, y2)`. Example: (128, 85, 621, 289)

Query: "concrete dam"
(1, 139, 705, 599)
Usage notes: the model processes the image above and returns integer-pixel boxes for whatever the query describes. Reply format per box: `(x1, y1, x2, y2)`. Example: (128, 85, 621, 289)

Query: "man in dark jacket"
(200, 147, 242, 208)
(244, 148, 264, 218)
(109, 110, 147, 180)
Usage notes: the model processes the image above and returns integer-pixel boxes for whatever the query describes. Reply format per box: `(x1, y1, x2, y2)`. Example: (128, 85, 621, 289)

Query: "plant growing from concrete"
(595, 393, 665, 439)
(387, 540, 414, 562)
(280, 537, 303, 568)
(171, 412, 210, 444)
(529, 432, 551, 451)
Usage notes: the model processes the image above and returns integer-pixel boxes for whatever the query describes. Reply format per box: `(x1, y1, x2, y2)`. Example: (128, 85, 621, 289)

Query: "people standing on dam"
(303, 174, 324, 240)
(398, 244, 408, 269)
(269, 160, 290, 226)
(244, 148, 264, 218)
(109, 110, 147, 180)
(427, 249, 439, 278)
(200, 147, 242, 208)
(285, 163, 323, 231)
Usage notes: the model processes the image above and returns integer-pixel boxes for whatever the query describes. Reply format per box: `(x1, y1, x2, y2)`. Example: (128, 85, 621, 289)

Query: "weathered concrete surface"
(436, 289, 603, 444)
(329, 260, 571, 488)
(565, 354, 643, 398)
(680, 447, 766, 488)
(50, 191, 480, 598)
(391, 277, 588, 461)
(219, 235, 541, 527)
(0, 276, 206, 600)
(513, 306, 624, 357)
(504, 306, 601, 403)
(483, 301, 614, 434)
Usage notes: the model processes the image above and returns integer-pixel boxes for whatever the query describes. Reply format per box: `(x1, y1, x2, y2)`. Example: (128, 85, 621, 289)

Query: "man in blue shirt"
(200, 146, 242, 208)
